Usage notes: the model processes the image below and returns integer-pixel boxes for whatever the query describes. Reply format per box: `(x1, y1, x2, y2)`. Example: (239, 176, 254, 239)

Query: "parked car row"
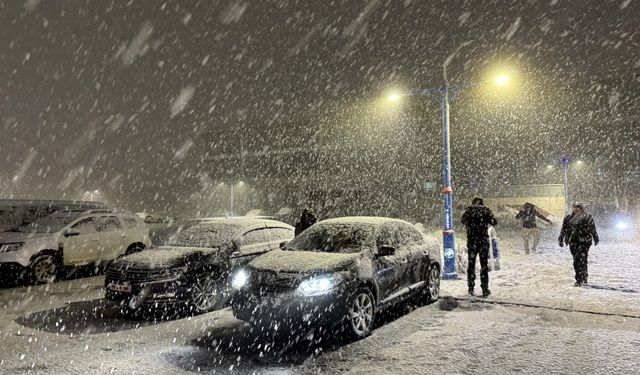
(104, 216, 442, 340)
(1, 208, 442, 340)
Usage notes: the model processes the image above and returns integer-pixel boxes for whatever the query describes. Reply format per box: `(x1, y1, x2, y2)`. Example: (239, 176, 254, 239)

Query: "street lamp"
(83, 189, 102, 202)
(560, 155, 570, 214)
(387, 93, 401, 102)
(229, 181, 245, 217)
(560, 156, 585, 214)
(387, 68, 512, 280)
(494, 74, 509, 86)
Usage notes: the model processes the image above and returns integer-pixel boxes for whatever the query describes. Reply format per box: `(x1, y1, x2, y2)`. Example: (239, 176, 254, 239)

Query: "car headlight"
(0, 242, 24, 253)
(231, 269, 250, 290)
(297, 275, 340, 296)
(615, 220, 629, 230)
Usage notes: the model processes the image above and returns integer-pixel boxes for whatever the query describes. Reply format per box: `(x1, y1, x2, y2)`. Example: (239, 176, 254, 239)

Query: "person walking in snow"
(558, 202, 599, 286)
(516, 202, 552, 254)
(461, 197, 498, 297)
(294, 208, 317, 236)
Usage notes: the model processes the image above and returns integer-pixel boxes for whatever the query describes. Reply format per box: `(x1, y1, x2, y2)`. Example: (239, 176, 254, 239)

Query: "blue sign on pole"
(560, 155, 569, 166)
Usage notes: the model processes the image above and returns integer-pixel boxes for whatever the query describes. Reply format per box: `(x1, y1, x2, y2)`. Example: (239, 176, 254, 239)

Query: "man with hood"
(558, 202, 599, 286)
(516, 202, 552, 254)
(461, 197, 498, 297)
(294, 208, 317, 236)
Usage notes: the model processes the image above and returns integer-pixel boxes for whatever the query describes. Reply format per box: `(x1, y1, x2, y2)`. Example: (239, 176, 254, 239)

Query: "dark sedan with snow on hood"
(104, 218, 294, 315)
(231, 217, 441, 340)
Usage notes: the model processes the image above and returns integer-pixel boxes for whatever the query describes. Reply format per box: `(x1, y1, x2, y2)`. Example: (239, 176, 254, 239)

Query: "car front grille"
(106, 265, 178, 284)
(249, 270, 299, 294)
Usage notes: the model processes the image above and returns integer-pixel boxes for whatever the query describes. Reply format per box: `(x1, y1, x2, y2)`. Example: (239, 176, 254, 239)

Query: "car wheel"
(345, 287, 375, 340)
(423, 263, 441, 303)
(190, 272, 222, 314)
(30, 255, 59, 284)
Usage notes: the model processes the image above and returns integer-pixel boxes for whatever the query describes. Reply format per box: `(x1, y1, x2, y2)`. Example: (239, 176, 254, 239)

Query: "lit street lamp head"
(387, 93, 401, 102)
(494, 74, 509, 86)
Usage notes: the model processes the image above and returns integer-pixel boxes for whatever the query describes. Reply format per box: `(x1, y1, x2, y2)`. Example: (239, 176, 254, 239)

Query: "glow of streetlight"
(387, 93, 401, 102)
(494, 74, 509, 86)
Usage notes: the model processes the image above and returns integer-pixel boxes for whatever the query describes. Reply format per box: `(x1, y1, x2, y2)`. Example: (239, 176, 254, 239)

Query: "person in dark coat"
(516, 202, 552, 254)
(294, 208, 317, 236)
(558, 202, 599, 286)
(461, 197, 498, 297)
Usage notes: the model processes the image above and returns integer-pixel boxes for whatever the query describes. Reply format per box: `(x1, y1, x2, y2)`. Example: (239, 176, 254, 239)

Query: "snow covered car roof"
(318, 216, 410, 226)
(169, 218, 293, 248)
(115, 218, 294, 268)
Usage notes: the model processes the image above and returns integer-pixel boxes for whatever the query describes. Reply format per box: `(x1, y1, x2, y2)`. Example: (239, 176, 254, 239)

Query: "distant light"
(575, 160, 584, 166)
(387, 94, 401, 102)
(615, 221, 629, 230)
(494, 75, 509, 86)
(237, 181, 245, 186)
(546, 165, 554, 170)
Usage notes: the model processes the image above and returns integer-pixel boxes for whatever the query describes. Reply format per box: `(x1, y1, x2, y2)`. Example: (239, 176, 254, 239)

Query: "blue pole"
(441, 82, 458, 279)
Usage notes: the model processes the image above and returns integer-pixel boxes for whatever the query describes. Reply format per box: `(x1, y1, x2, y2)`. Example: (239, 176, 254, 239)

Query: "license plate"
(261, 295, 283, 306)
(108, 283, 132, 293)
(250, 294, 282, 306)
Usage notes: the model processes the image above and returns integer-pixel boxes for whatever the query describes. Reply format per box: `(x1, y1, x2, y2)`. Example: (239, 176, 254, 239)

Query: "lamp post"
(83, 189, 102, 202)
(230, 183, 235, 216)
(401, 77, 463, 279)
(388, 67, 511, 280)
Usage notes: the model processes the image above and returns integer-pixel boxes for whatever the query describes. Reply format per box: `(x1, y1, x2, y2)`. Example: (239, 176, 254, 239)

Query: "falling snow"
(0, 1, 639, 373)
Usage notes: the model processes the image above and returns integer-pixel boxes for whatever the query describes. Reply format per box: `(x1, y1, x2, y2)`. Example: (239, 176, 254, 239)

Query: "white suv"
(0, 209, 151, 284)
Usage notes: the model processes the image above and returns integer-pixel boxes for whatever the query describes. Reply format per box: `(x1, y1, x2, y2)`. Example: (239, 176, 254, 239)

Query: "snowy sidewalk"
(441, 229, 640, 317)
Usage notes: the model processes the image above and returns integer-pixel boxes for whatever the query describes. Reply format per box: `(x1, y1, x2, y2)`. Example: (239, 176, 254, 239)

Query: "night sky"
(0, 0, 638, 213)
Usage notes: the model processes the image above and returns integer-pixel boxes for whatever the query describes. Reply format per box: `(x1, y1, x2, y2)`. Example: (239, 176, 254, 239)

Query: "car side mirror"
(377, 245, 396, 257)
(279, 241, 288, 249)
(64, 229, 80, 237)
(230, 239, 241, 257)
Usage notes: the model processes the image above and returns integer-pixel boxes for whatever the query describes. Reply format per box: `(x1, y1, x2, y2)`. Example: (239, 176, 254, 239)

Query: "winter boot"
(468, 287, 475, 296)
(482, 289, 491, 298)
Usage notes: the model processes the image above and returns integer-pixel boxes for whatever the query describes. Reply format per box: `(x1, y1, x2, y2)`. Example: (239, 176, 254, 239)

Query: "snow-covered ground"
(0, 228, 638, 374)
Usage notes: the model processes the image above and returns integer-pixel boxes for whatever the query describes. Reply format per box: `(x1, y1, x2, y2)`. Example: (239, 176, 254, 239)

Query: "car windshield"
(285, 222, 375, 253)
(13, 212, 81, 233)
(170, 222, 243, 248)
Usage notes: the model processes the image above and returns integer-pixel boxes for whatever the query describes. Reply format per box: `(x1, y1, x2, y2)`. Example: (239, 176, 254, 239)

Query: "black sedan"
(105, 218, 294, 315)
(231, 217, 441, 340)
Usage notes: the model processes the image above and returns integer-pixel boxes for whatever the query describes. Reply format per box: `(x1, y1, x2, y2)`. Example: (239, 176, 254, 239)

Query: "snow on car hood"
(249, 249, 361, 274)
(0, 231, 56, 243)
(115, 245, 226, 269)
